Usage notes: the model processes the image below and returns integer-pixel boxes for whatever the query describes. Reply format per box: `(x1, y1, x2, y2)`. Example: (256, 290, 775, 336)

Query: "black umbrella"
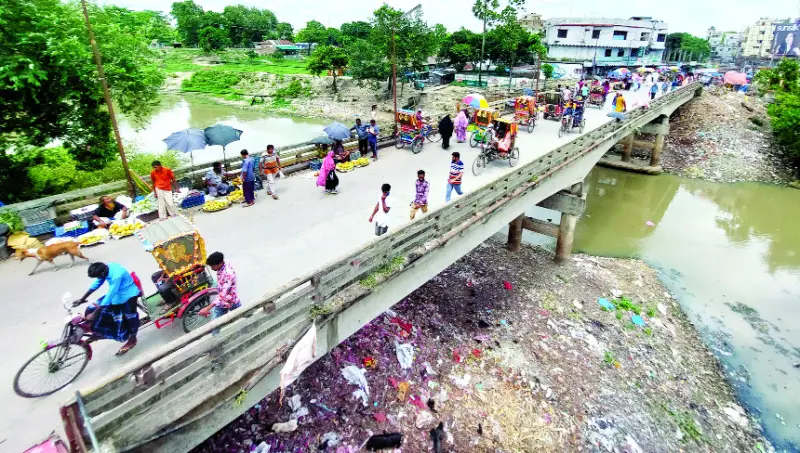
(204, 124, 243, 164)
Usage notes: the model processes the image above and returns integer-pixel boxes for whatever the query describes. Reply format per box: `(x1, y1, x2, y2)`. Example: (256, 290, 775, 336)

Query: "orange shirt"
(150, 167, 175, 191)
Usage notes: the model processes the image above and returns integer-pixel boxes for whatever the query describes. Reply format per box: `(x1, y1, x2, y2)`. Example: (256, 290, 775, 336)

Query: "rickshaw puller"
(74, 262, 141, 355)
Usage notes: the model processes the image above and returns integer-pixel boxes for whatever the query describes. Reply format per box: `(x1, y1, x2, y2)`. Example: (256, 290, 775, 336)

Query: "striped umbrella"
(462, 94, 489, 109)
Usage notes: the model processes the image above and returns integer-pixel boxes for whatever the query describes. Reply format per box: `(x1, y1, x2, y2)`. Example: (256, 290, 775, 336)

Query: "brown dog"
(16, 239, 90, 275)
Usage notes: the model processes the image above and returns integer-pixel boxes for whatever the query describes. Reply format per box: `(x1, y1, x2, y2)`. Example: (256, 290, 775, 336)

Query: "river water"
(117, 95, 328, 165)
(562, 167, 800, 451)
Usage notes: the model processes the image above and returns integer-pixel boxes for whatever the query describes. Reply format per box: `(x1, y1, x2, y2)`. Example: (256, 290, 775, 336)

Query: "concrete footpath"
(0, 89, 650, 452)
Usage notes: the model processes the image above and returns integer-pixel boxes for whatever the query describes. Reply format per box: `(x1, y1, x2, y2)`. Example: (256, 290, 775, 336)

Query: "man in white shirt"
(369, 183, 393, 236)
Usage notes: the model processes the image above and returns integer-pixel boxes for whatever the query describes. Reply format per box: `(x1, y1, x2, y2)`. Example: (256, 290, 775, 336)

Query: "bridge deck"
(0, 85, 702, 453)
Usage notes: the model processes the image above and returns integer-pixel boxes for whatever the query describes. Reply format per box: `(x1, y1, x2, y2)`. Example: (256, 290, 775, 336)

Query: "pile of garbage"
(661, 90, 793, 183)
(193, 241, 771, 453)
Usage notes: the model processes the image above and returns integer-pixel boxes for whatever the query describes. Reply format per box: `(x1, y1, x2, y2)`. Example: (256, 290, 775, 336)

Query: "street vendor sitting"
(204, 162, 235, 197)
(93, 195, 128, 228)
(332, 139, 350, 163)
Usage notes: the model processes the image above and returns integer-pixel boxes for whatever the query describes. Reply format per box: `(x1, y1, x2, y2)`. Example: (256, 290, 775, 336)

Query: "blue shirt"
(351, 123, 368, 139)
(90, 263, 140, 306)
(241, 157, 255, 182)
(367, 125, 379, 143)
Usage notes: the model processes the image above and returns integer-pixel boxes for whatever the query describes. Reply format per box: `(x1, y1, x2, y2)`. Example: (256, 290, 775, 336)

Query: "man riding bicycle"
(74, 262, 141, 356)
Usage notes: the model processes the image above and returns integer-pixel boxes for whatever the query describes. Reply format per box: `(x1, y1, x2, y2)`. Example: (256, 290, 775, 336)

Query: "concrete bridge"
(58, 82, 702, 453)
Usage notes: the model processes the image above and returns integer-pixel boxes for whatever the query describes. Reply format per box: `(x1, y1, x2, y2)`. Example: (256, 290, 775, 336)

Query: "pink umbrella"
(723, 71, 747, 85)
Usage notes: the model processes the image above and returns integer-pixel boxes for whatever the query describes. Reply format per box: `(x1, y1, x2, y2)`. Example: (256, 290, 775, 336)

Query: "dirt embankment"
(658, 90, 794, 184)
(192, 240, 771, 453)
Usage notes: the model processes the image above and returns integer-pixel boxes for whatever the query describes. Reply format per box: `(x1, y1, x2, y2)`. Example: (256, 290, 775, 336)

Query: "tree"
(306, 45, 349, 91)
(471, 0, 524, 82)
(757, 59, 800, 162)
(105, 7, 175, 43)
(340, 21, 372, 45)
(541, 63, 554, 80)
(276, 22, 294, 41)
(296, 20, 328, 55)
(171, 0, 205, 46)
(199, 26, 230, 53)
(439, 28, 481, 70)
(665, 32, 711, 61)
(346, 39, 390, 86)
(326, 27, 343, 46)
(222, 5, 277, 47)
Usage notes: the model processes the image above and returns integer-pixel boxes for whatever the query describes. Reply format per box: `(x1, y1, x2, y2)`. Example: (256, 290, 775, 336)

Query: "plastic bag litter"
(395, 341, 415, 369)
(320, 432, 341, 448)
(254, 441, 271, 453)
(353, 389, 369, 407)
(416, 410, 435, 428)
(451, 374, 471, 389)
(271, 419, 298, 433)
(280, 323, 317, 391)
(342, 365, 370, 396)
(288, 394, 309, 420)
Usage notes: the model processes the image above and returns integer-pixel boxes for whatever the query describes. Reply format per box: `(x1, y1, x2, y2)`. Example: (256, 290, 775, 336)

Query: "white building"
(543, 16, 668, 71)
(519, 13, 544, 34)
(740, 18, 785, 58)
(707, 27, 741, 62)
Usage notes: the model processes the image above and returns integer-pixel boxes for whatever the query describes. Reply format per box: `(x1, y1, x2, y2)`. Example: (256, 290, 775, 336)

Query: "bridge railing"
(60, 83, 703, 453)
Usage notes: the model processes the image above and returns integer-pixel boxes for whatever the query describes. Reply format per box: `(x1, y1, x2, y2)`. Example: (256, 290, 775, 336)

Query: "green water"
(574, 167, 800, 450)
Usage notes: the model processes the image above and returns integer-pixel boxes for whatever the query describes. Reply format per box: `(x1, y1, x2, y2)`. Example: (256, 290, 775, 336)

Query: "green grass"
(603, 350, 616, 365)
(157, 48, 311, 75)
(612, 296, 641, 315)
(663, 404, 704, 442)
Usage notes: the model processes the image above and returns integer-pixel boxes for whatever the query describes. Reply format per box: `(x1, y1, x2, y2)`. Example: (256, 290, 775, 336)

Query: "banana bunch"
(78, 234, 103, 246)
(227, 189, 244, 203)
(336, 162, 355, 172)
(109, 221, 143, 238)
(354, 157, 370, 167)
(231, 176, 243, 186)
(202, 199, 231, 212)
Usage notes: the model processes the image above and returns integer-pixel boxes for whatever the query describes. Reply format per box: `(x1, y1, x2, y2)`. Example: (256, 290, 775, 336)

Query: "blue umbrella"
(309, 135, 334, 145)
(163, 128, 208, 170)
(607, 112, 626, 122)
(204, 124, 243, 164)
(323, 122, 352, 140)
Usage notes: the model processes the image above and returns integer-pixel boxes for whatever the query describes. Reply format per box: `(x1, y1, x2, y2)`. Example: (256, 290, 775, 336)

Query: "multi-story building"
(740, 18, 787, 58)
(542, 16, 668, 71)
(519, 13, 544, 34)
(707, 27, 741, 62)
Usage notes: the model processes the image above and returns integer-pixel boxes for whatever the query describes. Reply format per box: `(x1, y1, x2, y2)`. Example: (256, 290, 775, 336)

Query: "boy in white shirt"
(369, 183, 393, 236)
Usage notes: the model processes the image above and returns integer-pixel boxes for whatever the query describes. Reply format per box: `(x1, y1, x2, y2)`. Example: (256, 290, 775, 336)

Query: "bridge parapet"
(60, 82, 703, 453)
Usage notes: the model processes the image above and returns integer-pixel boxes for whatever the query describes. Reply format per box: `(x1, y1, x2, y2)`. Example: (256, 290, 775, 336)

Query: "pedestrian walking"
(350, 118, 368, 157)
(240, 149, 256, 207)
(649, 82, 658, 100)
(316, 149, 339, 194)
(367, 119, 380, 160)
(454, 109, 469, 143)
(369, 183, 393, 236)
(661, 81, 669, 95)
(446, 152, 464, 203)
(612, 92, 627, 113)
(410, 170, 429, 220)
(438, 114, 454, 149)
(260, 144, 281, 200)
(198, 252, 241, 335)
(150, 160, 178, 219)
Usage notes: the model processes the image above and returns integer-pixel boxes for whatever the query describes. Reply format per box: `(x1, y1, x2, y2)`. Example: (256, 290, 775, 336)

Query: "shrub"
(274, 79, 310, 98)
(182, 70, 245, 94)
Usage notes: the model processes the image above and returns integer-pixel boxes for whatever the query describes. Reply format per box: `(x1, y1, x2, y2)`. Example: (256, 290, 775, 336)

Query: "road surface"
(0, 89, 651, 452)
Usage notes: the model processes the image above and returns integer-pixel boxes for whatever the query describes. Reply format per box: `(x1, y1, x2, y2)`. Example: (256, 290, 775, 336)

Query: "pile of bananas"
(231, 176, 243, 186)
(78, 234, 103, 246)
(109, 221, 143, 238)
(353, 157, 370, 168)
(202, 199, 231, 212)
(336, 162, 355, 172)
(227, 189, 244, 203)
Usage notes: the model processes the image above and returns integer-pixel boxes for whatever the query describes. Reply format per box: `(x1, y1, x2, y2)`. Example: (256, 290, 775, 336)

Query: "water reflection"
(573, 167, 800, 451)
(117, 95, 328, 165)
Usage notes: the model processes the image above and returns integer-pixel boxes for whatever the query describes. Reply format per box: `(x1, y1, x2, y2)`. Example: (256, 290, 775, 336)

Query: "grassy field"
(157, 48, 311, 75)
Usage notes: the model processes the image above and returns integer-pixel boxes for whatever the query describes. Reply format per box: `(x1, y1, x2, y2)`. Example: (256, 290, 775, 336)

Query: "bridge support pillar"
(650, 115, 669, 167)
(555, 212, 577, 263)
(506, 214, 524, 252)
(621, 134, 634, 162)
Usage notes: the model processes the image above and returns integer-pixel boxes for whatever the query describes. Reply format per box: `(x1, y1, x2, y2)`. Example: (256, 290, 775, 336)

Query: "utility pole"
(392, 4, 422, 133)
(478, 0, 488, 87)
(80, 0, 136, 198)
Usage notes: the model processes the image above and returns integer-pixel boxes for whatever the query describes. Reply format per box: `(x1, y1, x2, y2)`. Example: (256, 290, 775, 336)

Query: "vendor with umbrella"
(324, 122, 352, 163)
(203, 162, 236, 196)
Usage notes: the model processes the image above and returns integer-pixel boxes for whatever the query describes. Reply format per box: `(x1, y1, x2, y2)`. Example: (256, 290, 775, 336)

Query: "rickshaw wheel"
(526, 120, 534, 133)
(394, 135, 405, 149)
(469, 131, 479, 148)
(426, 129, 442, 143)
(472, 154, 487, 176)
(509, 147, 520, 167)
(14, 342, 90, 398)
(182, 293, 215, 333)
(411, 137, 424, 154)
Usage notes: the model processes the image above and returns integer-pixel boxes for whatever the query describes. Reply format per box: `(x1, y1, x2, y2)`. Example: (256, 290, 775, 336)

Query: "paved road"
(0, 89, 650, 451)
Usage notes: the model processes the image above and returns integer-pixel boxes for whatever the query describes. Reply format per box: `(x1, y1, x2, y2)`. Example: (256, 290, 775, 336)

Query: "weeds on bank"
(662, 403, 704, 443)
(359, 257, 406, 288)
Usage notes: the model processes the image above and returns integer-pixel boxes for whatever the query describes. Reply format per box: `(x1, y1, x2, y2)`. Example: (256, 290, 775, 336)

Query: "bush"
(273, 79, 310, 98)
(270, 52, 284, 62)
(182, 70, 246, 94)
(767, 93, 800, 162)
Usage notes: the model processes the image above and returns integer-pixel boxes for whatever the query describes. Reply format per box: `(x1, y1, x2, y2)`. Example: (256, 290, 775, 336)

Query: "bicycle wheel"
(394, 135, 405, 149)
(558, 126, 564, 138)
(472, 154, 487, 176)
(182, 291, 216, 333)
(14, 342, 90, 398)
(527, 120, 534, 133)
(426, 129, 442, 142)
(469, 131, 479, 148)
(509, 147, 520, 167)
(411, 137, 424, 154)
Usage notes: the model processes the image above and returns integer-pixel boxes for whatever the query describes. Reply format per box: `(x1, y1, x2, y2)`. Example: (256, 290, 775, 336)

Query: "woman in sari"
(454, 109, 469, 143)
(316, 150, 339, 194)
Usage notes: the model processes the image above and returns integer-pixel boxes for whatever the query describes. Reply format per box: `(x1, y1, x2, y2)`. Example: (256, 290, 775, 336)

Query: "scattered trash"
(395, 341, 415, 369)
(280, 323, 317, 390)
(410, 394, 427, 410)
(254, 441, 270, 453)
(288, 394, 309, 420)
(453, 349, 463, 363)
(657, 303, 667, 317)
(723, 405, 749, 427)
(353, 389, 369, 407)
(452, 374, 471, 389)
(471, 348, 482, 358)
(390, 317, 413, 334)
(598, 298, 616, 310)
(573, 300, 583, 310)
(271, 419, 298, 433)
(477, 423, 483, 436)
(499, 319, 508, 326)
(423, 362, 438, 375)
(374, 412, 387, 422)
(430, 422, 444, 453)
(611, 289, 623, 298)
(396, 381, 409, 401)
(631, 314, 646, 327)
(363, 356, 377, 369)
(427, 398, 437, 412)
(645, 220, 655, 227)
(416, 410, 435, 428)
(365, 433, 402, 450)
(320, 432, 341, 449)
(503, 280, 513, 291)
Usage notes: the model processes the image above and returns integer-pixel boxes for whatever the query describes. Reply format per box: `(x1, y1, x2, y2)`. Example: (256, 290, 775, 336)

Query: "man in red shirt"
(150, 160, 178, 219)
